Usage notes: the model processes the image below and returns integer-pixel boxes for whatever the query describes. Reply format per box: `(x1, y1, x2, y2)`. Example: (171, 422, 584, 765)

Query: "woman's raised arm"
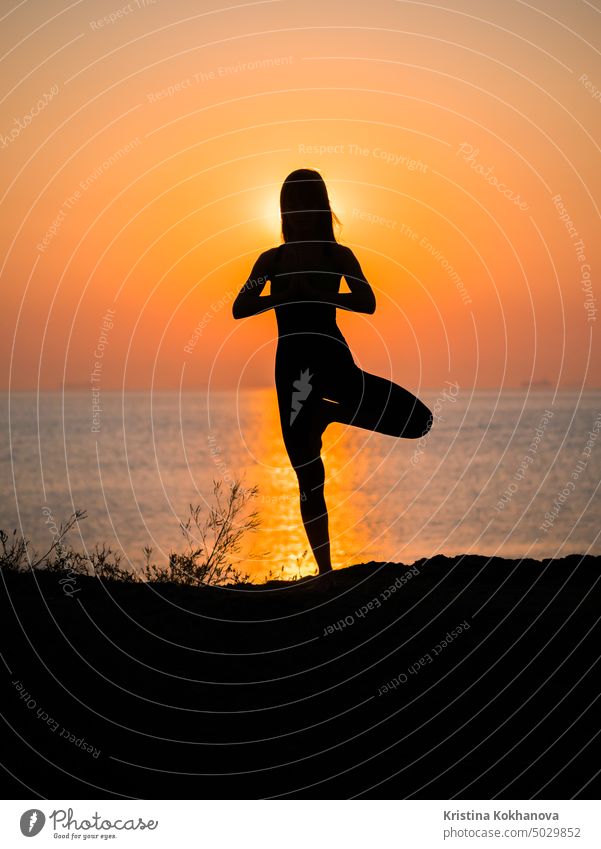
(232, 249, 289, 319)
(301, 246, 376, 314)
(334, 246, 376, 314)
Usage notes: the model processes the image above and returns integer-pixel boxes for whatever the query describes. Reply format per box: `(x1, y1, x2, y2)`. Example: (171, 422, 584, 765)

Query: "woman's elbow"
(232, 300, 245, 319)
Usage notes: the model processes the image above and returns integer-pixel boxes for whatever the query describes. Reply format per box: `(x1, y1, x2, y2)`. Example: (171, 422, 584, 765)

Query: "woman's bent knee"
(403, 402, 433, 439)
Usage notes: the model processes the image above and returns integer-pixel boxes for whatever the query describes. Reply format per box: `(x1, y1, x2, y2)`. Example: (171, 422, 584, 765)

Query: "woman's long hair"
(280, 169, 340, 246)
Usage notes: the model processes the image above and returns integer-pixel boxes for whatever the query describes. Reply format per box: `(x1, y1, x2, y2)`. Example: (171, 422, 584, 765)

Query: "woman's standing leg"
(296, 450, 332, 573)
(277, 372, 333, 574)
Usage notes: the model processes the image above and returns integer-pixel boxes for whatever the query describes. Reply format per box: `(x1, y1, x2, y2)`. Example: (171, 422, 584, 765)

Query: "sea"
(2, 389, 600, 581)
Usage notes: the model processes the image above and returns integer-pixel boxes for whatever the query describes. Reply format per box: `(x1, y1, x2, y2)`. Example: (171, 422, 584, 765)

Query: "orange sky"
(1, 0, 600, 391)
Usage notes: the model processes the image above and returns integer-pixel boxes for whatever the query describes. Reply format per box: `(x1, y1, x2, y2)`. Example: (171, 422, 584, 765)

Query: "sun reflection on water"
(238, 389, 376, 580)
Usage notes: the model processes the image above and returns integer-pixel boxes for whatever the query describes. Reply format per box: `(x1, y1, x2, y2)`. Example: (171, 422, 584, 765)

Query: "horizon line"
(3, 385, 601, 393)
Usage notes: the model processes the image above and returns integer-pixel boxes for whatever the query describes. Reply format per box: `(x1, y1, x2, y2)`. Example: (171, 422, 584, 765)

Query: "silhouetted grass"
(0, 480, 259, 587)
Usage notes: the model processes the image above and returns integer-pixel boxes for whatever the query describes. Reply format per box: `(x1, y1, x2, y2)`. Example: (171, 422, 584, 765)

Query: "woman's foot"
(318, 569, 336, 590)
(290, 569, 336, 592)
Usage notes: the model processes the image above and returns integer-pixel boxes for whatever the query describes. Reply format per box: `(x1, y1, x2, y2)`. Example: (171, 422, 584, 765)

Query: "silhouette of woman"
(233, 169, 432, 574)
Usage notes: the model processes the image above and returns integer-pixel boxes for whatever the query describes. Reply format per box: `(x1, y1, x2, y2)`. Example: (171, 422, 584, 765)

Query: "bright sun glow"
(260, 193, 282, 242)
(256, 178, 348, 244)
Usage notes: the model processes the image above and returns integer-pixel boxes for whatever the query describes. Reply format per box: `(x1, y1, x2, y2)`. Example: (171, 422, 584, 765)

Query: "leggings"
(276, 357, 433, 499)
